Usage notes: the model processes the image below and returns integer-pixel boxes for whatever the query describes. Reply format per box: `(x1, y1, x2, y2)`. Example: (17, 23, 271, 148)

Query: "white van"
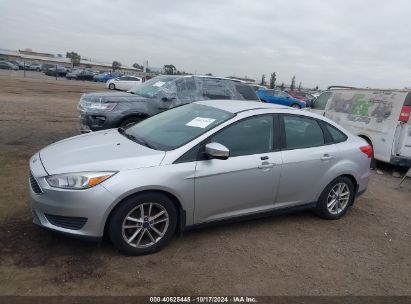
(310, 87, 411, 167)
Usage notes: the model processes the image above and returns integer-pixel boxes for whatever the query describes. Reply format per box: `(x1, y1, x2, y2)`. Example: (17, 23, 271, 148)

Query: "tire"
(119, 116, 143, 128)
(109, 83, 115, 90)
(108, 192, 178, 255)
(315, 176, 355, 220)
(291, 103, 301, 109)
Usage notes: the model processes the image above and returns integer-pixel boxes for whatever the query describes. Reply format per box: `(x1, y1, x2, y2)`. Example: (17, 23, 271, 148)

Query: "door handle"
(320, 154, 334, 161)
(258, 161, 275, 169)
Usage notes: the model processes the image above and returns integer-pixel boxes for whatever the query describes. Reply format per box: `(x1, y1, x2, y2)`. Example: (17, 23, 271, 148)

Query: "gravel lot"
(0, 70, 410, 296)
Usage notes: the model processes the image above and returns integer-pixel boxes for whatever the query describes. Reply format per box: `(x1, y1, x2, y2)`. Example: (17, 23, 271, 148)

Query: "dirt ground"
(0, 70, 410, 296)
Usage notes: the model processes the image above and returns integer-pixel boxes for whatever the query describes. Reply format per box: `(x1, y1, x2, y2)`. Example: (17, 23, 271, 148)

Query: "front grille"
(29, 172, 42, 194)
(45, 214, 87, 230)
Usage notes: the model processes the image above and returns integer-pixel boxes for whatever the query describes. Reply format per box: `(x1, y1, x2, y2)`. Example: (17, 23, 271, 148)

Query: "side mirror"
(162, 93, 177, 101)
(204, 142, 230, 160)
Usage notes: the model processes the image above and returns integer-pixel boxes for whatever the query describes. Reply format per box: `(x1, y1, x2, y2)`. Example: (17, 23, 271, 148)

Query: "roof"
(327, 85, 411, 92)
(195, 99, 292, 113)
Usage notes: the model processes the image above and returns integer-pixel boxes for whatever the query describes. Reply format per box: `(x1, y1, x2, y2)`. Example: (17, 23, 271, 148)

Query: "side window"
(176, 77, 197, 99)
(210, 116, 274, 157)
(265, 90, 274, 96)
(235, 84, 259, 100)
(325, 123, 347, 143)
(313, 92, 332, 110)
(202, 79, 232, 100)
(283, 115, 324, 149)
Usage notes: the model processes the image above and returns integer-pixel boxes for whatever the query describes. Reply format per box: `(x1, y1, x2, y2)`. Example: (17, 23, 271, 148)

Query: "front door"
(194, 115, 282, 224)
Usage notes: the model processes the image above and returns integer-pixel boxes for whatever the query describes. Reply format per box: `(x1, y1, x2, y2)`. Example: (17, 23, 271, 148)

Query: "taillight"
(399, 105, 411, 122)
(360, 145, 373, 158)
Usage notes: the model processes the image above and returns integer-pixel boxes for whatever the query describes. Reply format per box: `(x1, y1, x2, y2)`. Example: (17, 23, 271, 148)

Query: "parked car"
(41, 63, 56, 72)
(66, 69, 95, 81)
(78, 75, 260, 132)
(310, 86, 411, 167)
(257, 89, 306, 108)
(45, 65, 68, 77)
(94, 72, 122, 82)
(0, 61, 19, 70)
(288, 91, 317, 107)
(29, 100, 371, 255)
(29, 63, 42, 71)
(106, 75, 143, 91)
(8, 60, 26, 70)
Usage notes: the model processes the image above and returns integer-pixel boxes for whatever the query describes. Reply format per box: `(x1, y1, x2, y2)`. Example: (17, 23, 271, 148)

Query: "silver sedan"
(29, 100, 371, 255)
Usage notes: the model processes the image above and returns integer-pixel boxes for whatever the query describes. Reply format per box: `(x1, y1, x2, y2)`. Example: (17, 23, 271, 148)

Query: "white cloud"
(0, 0, 410, 88)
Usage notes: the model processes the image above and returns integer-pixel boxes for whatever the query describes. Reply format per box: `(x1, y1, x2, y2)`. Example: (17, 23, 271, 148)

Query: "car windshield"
(121, 103, 234, 151)
(128, 76, 179, 98)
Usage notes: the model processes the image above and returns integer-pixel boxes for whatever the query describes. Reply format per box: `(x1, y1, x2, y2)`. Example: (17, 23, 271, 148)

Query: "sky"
(1, 0, 410, 89)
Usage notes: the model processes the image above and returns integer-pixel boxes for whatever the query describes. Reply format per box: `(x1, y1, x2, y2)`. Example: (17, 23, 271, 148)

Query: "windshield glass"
(122, 103, 234, 151)
(128, 76, 179, 98)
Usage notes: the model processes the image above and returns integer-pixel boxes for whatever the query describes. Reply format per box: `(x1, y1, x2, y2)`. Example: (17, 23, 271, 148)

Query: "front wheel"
(109, 83, 115, 90)
(291, 103, 301, 109)
(108, 193, 177, 255)
(315, 176, 354, 220)
(119, 116, 143, 128)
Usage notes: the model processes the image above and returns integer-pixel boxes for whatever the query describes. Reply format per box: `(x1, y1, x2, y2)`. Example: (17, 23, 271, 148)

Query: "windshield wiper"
(118, 127, 158, 150)
(133, 136, 158, 150)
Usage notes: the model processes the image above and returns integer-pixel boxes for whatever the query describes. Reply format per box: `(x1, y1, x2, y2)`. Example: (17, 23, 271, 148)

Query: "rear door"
(276, 114, 338, 206)
(394, 92, 411, 160)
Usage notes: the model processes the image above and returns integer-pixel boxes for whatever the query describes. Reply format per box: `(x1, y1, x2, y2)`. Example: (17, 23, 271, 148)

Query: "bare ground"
(0, 71, 410, 296)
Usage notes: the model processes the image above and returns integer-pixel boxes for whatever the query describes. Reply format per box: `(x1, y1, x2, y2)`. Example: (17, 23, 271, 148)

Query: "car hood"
(81, 91, 149, 103)
(39, 129, 166, 175)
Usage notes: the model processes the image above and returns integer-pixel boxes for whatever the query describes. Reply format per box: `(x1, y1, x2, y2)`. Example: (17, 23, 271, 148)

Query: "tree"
(163, 64, 177, 75)
(280, 82, 285, 91)
(298, 82, 302, 91)
(112, 61, 122, 71)
(66, 51, 81, 67)
(290, 76, 296, 91)
(133, 63, 143, 70)
(259, 74, 266, 86)
(269, 72, 276, 89)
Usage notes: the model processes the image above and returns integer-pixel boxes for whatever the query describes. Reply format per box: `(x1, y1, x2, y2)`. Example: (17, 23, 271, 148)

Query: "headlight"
(45, 171, 117, 190)
(84, 101, 117, 111)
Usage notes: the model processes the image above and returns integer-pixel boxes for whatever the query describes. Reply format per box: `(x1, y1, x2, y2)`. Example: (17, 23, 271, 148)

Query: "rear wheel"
(291, 103, 301, 109)
(315, 176, 354, 220)
(108, 193, 177, 255)
(109, 83, 115, 90)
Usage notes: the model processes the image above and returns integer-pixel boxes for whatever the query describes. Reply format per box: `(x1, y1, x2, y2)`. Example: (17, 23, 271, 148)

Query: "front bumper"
(29, 154, 117, 238)
(78, 111, 120, 133)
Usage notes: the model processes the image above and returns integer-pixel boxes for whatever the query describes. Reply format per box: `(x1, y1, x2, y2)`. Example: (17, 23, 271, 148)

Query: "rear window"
(404, 92, 411, 106)
(324, 123, 347, 143)
(235, 84, 259, 100)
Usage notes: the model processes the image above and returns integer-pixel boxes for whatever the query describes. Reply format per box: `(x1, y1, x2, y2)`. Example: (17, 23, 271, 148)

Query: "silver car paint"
(29, 100, 370, 238)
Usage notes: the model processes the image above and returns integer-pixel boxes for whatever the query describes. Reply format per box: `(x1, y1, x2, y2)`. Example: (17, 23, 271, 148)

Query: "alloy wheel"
(327, 182, 350, 215)
(122, 202, 169, 248)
